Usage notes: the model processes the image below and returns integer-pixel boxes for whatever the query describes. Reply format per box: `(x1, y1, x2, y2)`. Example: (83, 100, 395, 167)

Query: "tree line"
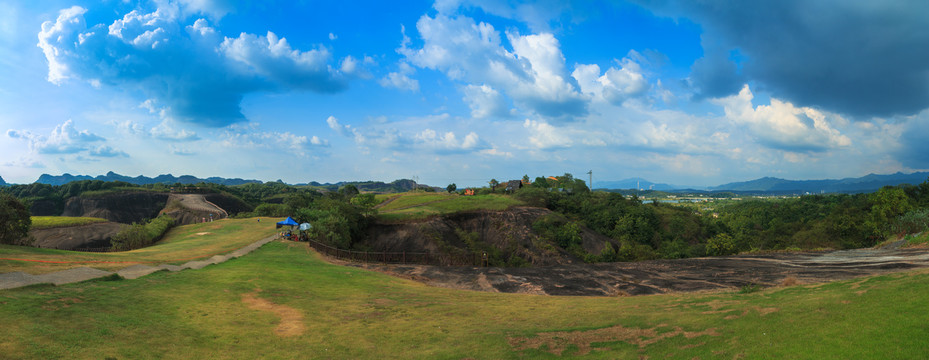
(4, 175, 929, 265)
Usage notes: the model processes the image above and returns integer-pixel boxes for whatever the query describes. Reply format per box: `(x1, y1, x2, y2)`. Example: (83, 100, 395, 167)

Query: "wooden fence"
(304, 238, 480, 266)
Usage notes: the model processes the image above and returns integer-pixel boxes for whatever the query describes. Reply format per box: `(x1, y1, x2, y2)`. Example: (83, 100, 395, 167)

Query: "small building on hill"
(505, 180, 523, 193)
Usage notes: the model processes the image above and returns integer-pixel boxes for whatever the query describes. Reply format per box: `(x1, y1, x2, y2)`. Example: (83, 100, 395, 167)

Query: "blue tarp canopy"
(276, 217, 299, 228)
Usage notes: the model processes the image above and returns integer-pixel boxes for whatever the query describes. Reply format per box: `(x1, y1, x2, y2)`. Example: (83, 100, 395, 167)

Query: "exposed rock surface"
(160, 194, 228, 225)
(28, 192, 241, 249)
(62, 192, 169, 224)
(360, 247, 929, 296)
(28, 222, 126, 250)
(364, 207, 614, 266)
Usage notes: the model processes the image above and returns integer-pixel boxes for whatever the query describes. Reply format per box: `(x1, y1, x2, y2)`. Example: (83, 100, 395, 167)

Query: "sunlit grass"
(1, 239, 928, 359)
(375, 192, 454, 212)
(376, 192, 524, 222)
(29, 216, 108, 230)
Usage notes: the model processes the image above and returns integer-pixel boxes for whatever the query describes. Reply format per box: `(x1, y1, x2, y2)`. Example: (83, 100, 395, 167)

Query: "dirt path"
(0, 236, 277, 290)
(352, 247, 929, 296)
(373, 195, 402, 209)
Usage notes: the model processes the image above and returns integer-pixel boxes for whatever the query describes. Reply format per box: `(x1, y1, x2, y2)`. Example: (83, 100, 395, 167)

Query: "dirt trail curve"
(358, 247, 929, 296)
(168, 194, 228, 218)
(373, 195, 402, 209)
(0, 236, 276, 290)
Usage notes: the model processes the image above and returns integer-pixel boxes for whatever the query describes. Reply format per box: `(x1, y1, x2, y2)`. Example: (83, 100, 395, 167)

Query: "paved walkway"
(0, 235, 277, 290)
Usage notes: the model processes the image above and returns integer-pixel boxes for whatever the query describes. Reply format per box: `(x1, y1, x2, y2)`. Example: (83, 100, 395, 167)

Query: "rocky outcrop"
(62, 192, 169, 224)
(28, 222, 126, 250)
(204, 193, 253, 215)
(160, 194, 234, 225)
(364, 207, 615, 266)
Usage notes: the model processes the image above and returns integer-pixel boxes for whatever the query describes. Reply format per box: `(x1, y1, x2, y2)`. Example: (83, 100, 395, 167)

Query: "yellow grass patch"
(241, 290, 306, 337)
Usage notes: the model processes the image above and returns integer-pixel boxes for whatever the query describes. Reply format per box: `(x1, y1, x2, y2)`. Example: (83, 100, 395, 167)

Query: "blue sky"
(2, 0, 928, 187)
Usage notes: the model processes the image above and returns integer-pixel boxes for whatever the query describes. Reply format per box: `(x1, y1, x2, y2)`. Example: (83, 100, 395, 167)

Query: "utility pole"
(587, 170, 592, 190)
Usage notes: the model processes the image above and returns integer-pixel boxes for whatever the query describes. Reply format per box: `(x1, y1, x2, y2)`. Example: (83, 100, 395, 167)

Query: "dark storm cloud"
(638, 0, 929, 118)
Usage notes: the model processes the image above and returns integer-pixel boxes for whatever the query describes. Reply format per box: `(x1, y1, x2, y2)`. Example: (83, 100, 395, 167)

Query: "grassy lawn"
(0, 217, 282, 274)
(1, 238, 928, 359)
(375, 192, 455, 212)
(377, 192, 525, 222)
(30, 216, 108, 230)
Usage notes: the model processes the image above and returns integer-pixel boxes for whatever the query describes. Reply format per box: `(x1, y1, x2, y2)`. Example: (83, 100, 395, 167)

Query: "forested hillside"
(5, 175, 929, 264)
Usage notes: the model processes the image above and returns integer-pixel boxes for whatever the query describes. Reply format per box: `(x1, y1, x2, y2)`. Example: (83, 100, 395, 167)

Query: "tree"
(489, 179, 499, 192)
(532, 176, 550, 189)
(522, 174, 530, 184)
(446, 183, 457, 193)
(706, 233, 737, 256)
(351, 193, 380, 217)
(867, 186, 915, 239)
(0, 193, 31, 245)
(339, 184, 360, 198)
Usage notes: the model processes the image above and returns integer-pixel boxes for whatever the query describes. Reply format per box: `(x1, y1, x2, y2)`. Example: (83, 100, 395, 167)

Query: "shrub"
(0, 193, 31, 245)
(739, 283, 762, 294)
(893, 208, 929, 235)
(110, 215, 175, 251)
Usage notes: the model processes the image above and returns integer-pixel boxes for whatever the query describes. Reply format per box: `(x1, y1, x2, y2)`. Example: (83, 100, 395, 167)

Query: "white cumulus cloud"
(6, 119, 126, 158)
(462, 84, 510, 119)
(573, 51, 650, 105)
(400, 13, 586, 120)
(714, 85, 852, 152)
(37, 4, 350, 127)
(379, 62, 419, 91)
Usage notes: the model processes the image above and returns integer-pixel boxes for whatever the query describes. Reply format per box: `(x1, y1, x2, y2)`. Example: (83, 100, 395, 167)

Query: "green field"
(1, 234, 928, 359)
(376, 192, 525, 222)
(4, 218, 929, 358)
(29, 216, 108, 230)
(0, 217, 281, 274)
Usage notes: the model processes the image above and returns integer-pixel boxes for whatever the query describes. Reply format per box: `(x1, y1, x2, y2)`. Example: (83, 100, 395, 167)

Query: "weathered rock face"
(27, 222, 126, 250)
(204, 193, 253, 216)
(62, 192, 169, 224)
(364, 207, 614, 266)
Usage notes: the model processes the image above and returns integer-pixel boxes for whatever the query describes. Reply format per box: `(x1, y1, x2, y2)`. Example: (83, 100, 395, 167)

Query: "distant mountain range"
(707, 172, 929, 193)
(6, 171, 928, 194)
(22, 172, 426, 193)
(34, 171, 263, 186)
(598, 172, 929, 194)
